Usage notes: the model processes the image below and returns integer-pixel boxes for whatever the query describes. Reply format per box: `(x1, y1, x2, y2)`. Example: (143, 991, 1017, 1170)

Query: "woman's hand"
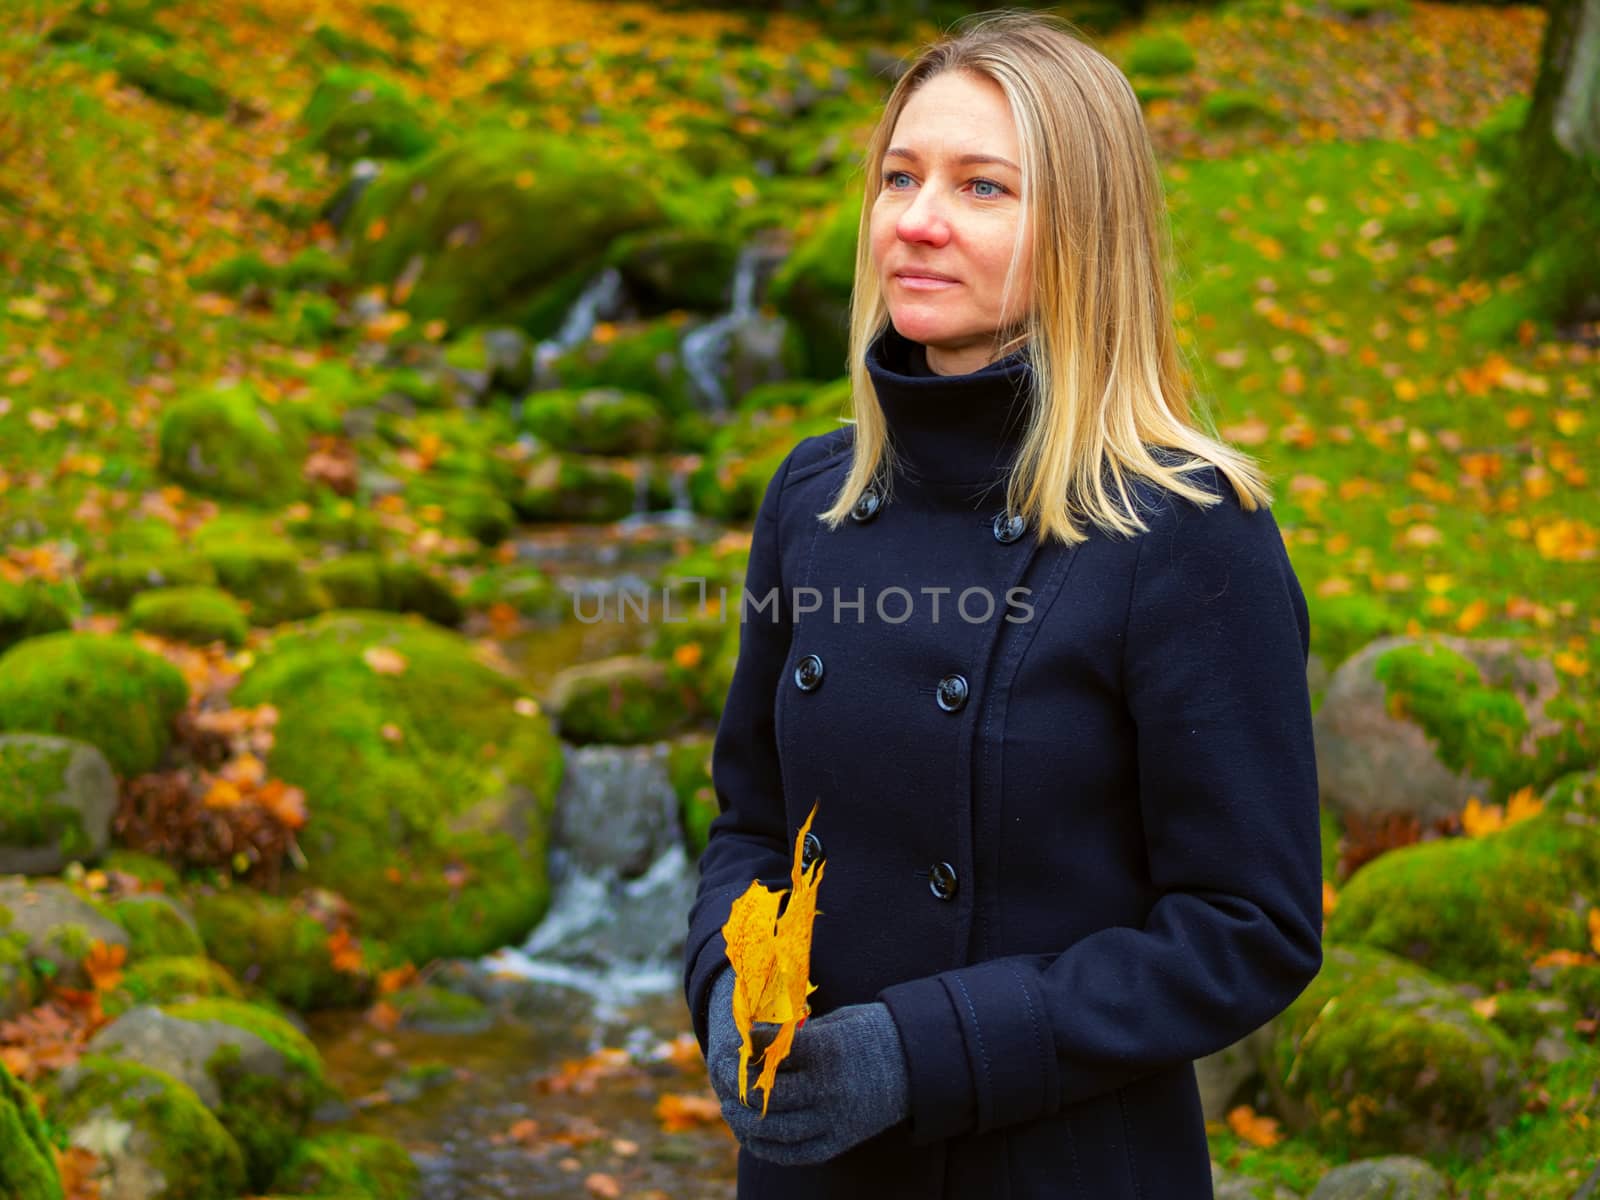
(720, 994, 912, 1166)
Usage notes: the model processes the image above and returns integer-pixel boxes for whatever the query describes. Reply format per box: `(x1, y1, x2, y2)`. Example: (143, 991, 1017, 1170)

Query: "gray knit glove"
(706, 968, 911, 1166)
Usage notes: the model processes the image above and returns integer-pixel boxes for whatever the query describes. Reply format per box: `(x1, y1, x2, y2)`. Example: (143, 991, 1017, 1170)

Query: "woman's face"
(871, 69, 1031, 376)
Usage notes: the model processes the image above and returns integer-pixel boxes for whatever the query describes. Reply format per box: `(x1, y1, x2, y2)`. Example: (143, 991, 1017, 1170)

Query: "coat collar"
(864, 322, 1035, 487)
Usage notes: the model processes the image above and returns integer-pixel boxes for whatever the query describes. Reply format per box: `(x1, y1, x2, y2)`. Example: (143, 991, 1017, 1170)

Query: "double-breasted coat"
(683, 324, 1324, 1199)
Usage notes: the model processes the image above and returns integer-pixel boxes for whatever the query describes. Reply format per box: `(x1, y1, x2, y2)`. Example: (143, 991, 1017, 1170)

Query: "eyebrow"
(884, 146, 1020, 172)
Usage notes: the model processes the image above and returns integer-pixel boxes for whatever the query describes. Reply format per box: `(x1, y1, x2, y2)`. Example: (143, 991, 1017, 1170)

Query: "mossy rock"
(0, 578, 75, 655)
(84, 998, 334, 1193)
(460, 564, 562, 622)
(0, 877, 130, 991)
(1325, 769, 1600, 987)
(767, 191, 859, 381)
(688, 407, 840, 520)
(666, 736, 717, 860)
(604, 226, 742, 314)
(312, 557, 463, 628)
(42, 1053, 247, 1199)
(299, 65, 434, 163)
(201, 542, 331, 626)
(113, 37, 231, 116)
(403, 476, 516, 548)
(188, 888, 377, 1012)
(111, 893, 205, 960)
(158, 383, 307, 504)
(540, 314, 701, 417)
(518, 387, 668, 455)
(1201, 90, 1283, 128)
(81, 553, 218, 611)
(1262, 944, 1522, 1159)
(0, 922, 40, 1020)
(0, 632, 189, 777)
(346, 128, 666, 333)
(384, 983, 490, 1033)
(515, 453, 637, 524)
(269, 1129, 420, 1200)
(231, 611, 563, 963)
(101, 954, 246, 1020)
(0, 734, 117, 875)
(284, 502, 392, 554)
(125, 586, 250, 647)
(0, 1058, 61, 1200)
(547, 654, 696, 744)
(101, 847, 185, 891)
(1124, 32, 1197, 76)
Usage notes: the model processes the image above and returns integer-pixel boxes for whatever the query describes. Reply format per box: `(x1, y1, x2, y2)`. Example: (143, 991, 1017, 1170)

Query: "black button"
(794, 653, 824, 691)
(801, 832, 824, 870)
(993, 511, 1026, 543)
(929, 861, 958, 901)
(935, 673, 968, 712)
(851, 490, 882, 523)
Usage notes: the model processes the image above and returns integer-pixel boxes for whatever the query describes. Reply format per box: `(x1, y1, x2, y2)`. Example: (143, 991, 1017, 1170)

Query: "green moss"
(514, 453, 637, 523)
(112, 896, 205, 960)
(386, 983, 488, 1031)
(1267, 945, 1522, 1160)
(667, 737, 717, 861)
(0, 578, 75, 655)
(81, 553, 217, 610)
(1369, 643, 1593, 803)
(125, 586, 250, 647)
(202, 542, 330, 626)
(101, 848, 184, 891)
(518, 388, 667, 455)
(0, 1058, 61, 1200)
(550, 655, 694, 744)
(101, 954, 244, 1019)
(1124, 32, 1196, 77)
(1325, 789, 1600, 986)
(0, 738, 96, 861)
(767, 191, 859, 381)
(459, 564, 560, 621)
(42, 1053, 247, 1199)
(157, 383, 306, 504)
(270, 1130, 419, 1200)
(312, 557, 463, 628)
(299, 66, 433, 163)
(114, 38, 230, 116)
(231, 612, 563, 963)
(189, 889, 374, 1013)
(162, 997, 329, 1095)
(0, 633, 189, 777)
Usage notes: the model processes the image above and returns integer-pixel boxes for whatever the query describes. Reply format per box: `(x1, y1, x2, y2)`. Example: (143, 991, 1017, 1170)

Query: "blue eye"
(880, 169, 1010, 199)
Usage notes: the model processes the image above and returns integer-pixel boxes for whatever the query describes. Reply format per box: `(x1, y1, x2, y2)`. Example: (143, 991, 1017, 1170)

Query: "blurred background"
(0, 0, 1597, 1196)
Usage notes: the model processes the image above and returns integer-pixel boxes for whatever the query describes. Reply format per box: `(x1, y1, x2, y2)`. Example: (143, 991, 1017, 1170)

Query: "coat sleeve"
(876, 471, 1324, 1144)
(682, 443, 803, 1056)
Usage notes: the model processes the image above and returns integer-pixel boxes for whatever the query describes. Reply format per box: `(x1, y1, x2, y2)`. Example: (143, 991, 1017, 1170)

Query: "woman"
(682, 11, 1323, 1199)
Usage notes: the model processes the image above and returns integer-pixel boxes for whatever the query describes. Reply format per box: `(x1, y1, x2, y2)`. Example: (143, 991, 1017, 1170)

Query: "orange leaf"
(1226, 1104, 1281, 1147)
(84, 940, 126, 992)
(656, 1091, 722, 1132)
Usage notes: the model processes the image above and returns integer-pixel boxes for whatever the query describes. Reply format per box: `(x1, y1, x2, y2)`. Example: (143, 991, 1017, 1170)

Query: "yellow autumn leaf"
(721, 801, 824, 1117)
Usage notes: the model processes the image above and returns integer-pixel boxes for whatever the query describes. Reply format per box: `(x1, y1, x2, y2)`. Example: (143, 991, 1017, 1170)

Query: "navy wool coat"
(683, 324, 1324, 1200)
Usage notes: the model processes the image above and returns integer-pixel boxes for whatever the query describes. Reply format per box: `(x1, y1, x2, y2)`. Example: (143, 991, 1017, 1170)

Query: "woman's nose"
(898, 188, 951, 243)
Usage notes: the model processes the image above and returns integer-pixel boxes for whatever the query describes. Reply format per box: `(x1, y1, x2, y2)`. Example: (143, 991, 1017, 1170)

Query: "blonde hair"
(817, 9, 1274, 545)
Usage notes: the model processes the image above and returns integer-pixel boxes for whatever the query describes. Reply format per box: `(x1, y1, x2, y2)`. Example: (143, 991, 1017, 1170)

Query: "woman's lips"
(895, 273, 959, 290)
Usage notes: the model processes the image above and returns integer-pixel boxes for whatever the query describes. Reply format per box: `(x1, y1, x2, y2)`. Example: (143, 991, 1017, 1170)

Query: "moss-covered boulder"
(0, 578, 74, 655)
(113, 38, 230, 116)
(101, 847, 185, 892)
(84, 998, 337, 1192)
(0, 877, 129, 991)
(605, 227, 742, 314)
(1325, 769, 1600, 987)
(284, 500, 392, 554)
(384, 983, 490, 1033)
(231, 611, 563, 962)
(666, 735, 716, 861)
(0, 1058, 60, 1200)
(518, 387, 668, 455)
(188, 888, 376, 1012)
(767, 192, 859, 381)
(299, 65, 433, 163)
(1306, 1156, 1449, 1200)
(100, 954, 246, 1020)
(158, 383, 306, 504)
(1314, 635, 1598, 827)
(269, 1129, 419, 1200)
(81, 553, 218, 611)
(42, 1053, 247, 1199)
(1262, 945, 1522, 1160)
(547, 654, 695, 744)
(688, 399, 843, 520)
(125, 586, 250, 648)
(111, 893, 205, 961)
(515, 453, 637, 524)
(541, 313, 700, 416)
(346, 129, 666, 334)
(460, 563, 562, 622)
(0, 734, 118, 875)
(0, 633, 188, 777)
(0, 919, 39, 1020)
(199, 541, 331, 626)
(312, 556, 463, 628)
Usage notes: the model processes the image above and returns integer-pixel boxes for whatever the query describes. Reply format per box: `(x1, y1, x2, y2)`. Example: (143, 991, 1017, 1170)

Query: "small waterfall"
(533, 266, 627, 380)
(679, 241, 784, 415)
